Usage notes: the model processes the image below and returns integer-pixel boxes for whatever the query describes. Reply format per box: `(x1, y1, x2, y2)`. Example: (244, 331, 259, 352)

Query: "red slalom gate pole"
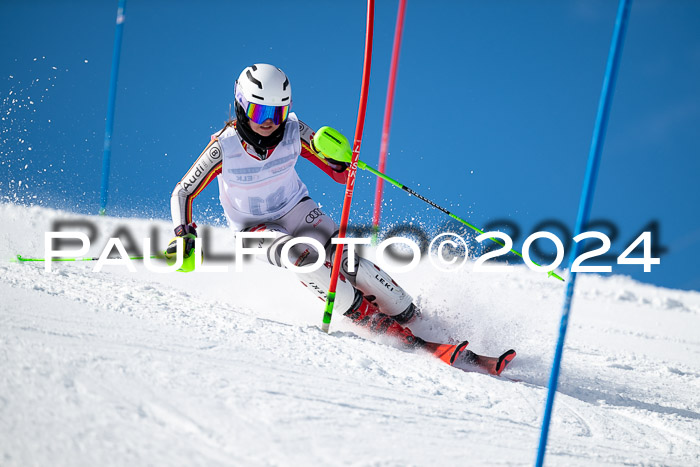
(322, 0, 375, 333)
(371, 0, 407, 244)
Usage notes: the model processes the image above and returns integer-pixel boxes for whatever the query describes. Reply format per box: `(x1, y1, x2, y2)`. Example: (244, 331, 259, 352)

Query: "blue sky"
(1, 0, 699, 291)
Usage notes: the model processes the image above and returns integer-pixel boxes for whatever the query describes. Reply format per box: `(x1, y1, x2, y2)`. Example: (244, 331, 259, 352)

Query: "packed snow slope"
(1, 203, 699, 466)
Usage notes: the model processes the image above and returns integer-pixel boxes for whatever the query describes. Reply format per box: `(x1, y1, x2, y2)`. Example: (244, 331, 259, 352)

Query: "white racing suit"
(170, 113, 416, 321)
(239, 197, 415, 320)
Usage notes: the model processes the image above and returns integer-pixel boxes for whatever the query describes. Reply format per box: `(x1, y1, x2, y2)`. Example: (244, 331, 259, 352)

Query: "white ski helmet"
(234, 64, 291, 125)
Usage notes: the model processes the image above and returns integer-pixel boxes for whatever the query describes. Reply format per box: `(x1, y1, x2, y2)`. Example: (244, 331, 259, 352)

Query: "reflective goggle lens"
(246, 102, 290, 125)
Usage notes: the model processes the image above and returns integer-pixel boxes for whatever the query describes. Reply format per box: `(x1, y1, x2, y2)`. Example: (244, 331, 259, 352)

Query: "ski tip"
(424, 340, 468, 366)
(495, 349, 516, 376)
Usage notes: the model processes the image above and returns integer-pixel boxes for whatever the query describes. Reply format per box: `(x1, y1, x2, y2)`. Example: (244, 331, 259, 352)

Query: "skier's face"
(249, 118, 280, 137)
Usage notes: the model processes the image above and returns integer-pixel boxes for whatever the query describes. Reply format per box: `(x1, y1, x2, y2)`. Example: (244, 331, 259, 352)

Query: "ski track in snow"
(0, 203, 699, 466)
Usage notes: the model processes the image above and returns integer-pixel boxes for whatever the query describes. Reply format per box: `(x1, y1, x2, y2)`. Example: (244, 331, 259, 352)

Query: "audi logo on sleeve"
(305, 208, 324, 224)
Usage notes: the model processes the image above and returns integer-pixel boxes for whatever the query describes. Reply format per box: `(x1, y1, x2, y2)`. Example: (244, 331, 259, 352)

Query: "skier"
(166, 63, 514, 375)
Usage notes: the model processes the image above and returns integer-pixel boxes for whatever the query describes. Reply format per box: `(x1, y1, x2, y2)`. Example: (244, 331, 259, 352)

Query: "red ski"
(423, 340, 516, 376)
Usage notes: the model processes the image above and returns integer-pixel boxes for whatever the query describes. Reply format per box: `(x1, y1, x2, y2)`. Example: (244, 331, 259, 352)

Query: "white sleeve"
(170, 139, 224, 228)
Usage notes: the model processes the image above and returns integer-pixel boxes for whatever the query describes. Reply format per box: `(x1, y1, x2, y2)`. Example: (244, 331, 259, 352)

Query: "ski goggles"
(243, 101, 290, 125)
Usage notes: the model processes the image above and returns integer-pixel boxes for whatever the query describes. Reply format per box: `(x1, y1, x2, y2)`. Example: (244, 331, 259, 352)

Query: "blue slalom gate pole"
(535, 0, 632, 465)
(99, 0, 127, 215)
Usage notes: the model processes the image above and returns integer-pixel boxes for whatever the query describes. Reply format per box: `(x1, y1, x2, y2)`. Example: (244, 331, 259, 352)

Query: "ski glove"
(309, 130, 350, 173)
(325, 158, 349, 173)
(165, 223, 197, 263)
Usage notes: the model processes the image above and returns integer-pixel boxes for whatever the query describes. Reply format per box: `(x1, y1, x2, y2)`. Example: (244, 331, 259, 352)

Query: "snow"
(1, 203, 699, 466)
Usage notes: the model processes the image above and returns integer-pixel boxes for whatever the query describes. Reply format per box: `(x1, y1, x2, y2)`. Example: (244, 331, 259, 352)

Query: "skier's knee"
(274, 236, 324, 269)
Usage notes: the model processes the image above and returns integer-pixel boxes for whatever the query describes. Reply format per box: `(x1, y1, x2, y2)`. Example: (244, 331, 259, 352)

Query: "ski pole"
(12, 254, 162, 263)
(312, 127, 564, 282)
(360, 161, 564, 281)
